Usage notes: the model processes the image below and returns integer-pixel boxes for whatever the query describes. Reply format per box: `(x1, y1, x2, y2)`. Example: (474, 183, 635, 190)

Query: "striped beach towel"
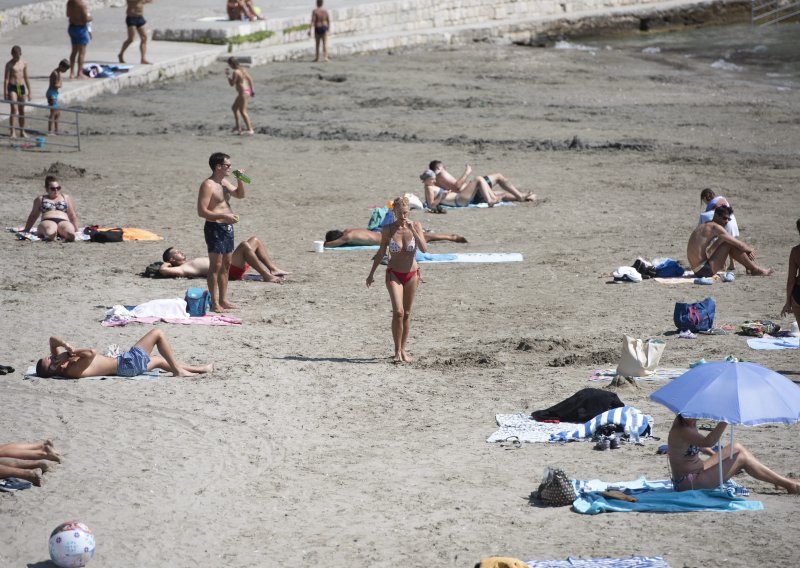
(550, 406, 652, 442)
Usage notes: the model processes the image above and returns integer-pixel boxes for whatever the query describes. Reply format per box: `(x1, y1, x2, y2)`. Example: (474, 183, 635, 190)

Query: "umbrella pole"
(718, 427, 735, 489)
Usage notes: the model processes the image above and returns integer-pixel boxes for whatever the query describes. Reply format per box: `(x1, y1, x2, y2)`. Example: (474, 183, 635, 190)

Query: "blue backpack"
(185, 288, 211, 317)
(673, 297, 715, 332)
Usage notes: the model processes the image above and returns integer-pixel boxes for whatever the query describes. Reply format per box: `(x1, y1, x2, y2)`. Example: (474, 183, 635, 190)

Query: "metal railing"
(0, 100, 83, 151)
(752, 0, 800, 26)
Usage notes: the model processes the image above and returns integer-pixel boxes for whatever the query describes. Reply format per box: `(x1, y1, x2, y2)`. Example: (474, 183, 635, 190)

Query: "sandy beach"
(1, 21, 799, 567)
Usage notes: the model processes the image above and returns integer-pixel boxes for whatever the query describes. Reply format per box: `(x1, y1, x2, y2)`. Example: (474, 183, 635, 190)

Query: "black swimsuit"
(793, 282, 800, 304)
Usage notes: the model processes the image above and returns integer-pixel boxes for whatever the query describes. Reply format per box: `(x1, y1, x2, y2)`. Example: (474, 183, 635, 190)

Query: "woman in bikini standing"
(780, 219, 800, 337)
(22, 175, 79, 241)
(226, 57, 255, 135)
(668, 414, 800, 493)
(366, 195, 427, 363)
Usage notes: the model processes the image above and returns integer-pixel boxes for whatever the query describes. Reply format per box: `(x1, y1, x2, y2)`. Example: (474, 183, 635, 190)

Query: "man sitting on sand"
(35, 330, 212, 379)
(324, 227, 467, 248)
(687, 206, 773, 277)
(159, 236, 288, 283)
(429, 160, 536, 203)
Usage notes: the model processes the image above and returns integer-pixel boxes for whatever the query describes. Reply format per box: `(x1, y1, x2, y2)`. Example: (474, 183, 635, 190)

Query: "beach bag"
(537, 467, 577, 507)
(616, 335, 666, 377)
(185, 288, 211, 317)
(142, 261, 164, 278)
(673, 297, 715, 332)
(740, 320, 780, 338)
(88, 227, 123, 243)
(654, 258, 685, 278)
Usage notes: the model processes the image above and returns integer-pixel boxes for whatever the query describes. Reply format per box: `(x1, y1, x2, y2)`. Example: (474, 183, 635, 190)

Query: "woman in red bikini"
(366, 195, 427, 363)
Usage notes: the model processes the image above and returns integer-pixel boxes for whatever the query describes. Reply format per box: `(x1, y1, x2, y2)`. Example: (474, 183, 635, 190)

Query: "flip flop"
(0, 365, 14, 373)
(500, 436, 521, 449)
(0, 477, 33, 492)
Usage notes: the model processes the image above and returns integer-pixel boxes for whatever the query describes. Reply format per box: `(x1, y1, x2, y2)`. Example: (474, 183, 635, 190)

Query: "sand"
(1, 25, 799, 567)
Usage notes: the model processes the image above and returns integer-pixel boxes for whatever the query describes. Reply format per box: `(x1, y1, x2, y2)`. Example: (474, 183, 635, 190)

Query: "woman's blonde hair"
(392, 195, 410, 212)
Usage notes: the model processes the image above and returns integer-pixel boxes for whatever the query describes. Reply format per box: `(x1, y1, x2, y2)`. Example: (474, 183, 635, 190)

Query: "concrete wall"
(0, 0, 122, 35)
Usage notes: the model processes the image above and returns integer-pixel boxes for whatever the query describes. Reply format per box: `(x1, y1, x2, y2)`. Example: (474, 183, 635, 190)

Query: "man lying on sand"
(687, 205, 773, 277)
(159, 236, 289, 283)
(429, 160, 536, 203)
(324, 227, 467, 248)
(1, 440, 61, 487)
(36, 330, 213, 379)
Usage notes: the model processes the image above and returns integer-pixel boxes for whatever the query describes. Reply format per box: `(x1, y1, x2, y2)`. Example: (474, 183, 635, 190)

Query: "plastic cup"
(313, 240, 325, 253)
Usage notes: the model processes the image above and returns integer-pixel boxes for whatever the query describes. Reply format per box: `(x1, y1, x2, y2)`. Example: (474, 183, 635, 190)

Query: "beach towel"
(746, 336, 800, 350)
(571, 476, 749, 497)
(101, 314, 241, 327)
(589, 368, 685, 382)
(525, 556, 672, 568)
(573, 488, 762, 514)
(416, 252, 523, 263)
(102, 227, 162, 241)
(433, 201, 516, 209)
(7, 227, 90, 241)
(82, 63, 132, 78)
(487, 413, 583, 444)
(24, 365, 159, 381)
(325, 245, 380, 251)
(550, 406, 651, 442)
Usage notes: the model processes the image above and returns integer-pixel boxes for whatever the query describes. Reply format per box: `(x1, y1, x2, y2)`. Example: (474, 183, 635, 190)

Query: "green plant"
(283, 24, 310, 34)
(227, 29, 275, 45)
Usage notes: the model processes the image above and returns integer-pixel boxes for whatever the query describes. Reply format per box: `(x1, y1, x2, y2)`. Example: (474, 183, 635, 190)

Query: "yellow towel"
(477, 557, 529, 568)
(99, 227, 163, 241)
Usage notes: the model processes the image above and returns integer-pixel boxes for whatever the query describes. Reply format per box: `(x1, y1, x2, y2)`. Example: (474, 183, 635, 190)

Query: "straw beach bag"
(536, 467, 577, 507)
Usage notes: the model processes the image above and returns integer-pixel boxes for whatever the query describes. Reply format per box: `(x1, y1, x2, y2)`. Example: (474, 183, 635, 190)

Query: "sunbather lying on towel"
(159, 236, 289, 283)
(35, 330, 213, 379)
(668, 415, 800, 494)
(324, 227, 467, 248)
(428, 160, 536, 203)
(0, 440, 62, 487)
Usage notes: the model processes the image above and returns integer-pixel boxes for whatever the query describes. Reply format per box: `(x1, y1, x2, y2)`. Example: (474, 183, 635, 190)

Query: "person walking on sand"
(366, 196, 428, 363)
(429, 160, 536, 203)
(309, 0, 330, 62)
(66, 0, 92, 79)
(46, 59, 71, 135)
(687, 205, 773, 278)
(159, 237, 289, 283)
(226, 57, 255, 135)
(35, 331, 213, 379)
(668, 415, 800, 494)
(118, 0, 153, 64)
(780, 218, 800, 335)
(197, 152, 245, 312)
(3, 46, 32, 139)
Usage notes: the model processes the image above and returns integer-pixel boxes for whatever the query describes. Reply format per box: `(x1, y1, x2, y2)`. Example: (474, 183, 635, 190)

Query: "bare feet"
(243, 130, 255, 136)
(211, 304, 226, 313)
(44, 442, 62, 463)
(524, 192, 537, 202)
(231, 128, 241, 135)
(37, 460, 56, 473)
(454, 236, 468, 243)
(141, 59, 152, 65)
(176, 371, 199, 378)
(200, 363, 214, 374)
(392, 354, 403, 364)
(750, 267, 774, 276)
(220, 301, 239, 310)
(264, 275, 284, 284)
(118, 53, 125, 63)
(20, 130, 28, 138)
(401, 350, 413, 363)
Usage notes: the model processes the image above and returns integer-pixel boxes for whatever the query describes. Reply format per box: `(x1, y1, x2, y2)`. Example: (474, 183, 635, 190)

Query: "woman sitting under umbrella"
(668, 415, 800, 494)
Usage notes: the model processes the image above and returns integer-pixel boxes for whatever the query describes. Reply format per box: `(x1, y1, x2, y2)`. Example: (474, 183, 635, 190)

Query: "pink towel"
(102, 315, 241, 327)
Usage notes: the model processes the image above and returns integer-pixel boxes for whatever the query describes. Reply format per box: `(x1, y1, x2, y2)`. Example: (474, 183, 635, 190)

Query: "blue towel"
(324, 245, 380, 251)
(573, 488, 762, 514)
(415, 251, 523, 263)
(550, 406, 650, 441)
(526, 556, 672, 568)
(747, 336, 799, 350)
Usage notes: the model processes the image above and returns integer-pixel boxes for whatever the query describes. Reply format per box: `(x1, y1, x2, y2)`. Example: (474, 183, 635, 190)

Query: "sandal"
(500, 436, 521, 449)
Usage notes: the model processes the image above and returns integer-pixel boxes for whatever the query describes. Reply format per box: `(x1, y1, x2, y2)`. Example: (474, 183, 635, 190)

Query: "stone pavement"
(0, 0, 712, 116)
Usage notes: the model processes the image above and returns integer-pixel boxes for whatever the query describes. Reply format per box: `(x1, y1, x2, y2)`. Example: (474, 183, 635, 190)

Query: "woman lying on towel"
(668, 415, 800, 493)
(1, 440, 62, 487)
(420, 169, 500, 208)
(21, 175, 79, 241)
(366, 195, 427, 363)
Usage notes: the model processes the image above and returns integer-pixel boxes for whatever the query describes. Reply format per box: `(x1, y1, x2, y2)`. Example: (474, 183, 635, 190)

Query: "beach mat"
(324, 245, 379, 251)
(747, 336, 799, 350)
(589, 368, 685, 382)
(573, 488, 762, 514)
(525, 556, 671, 568)
(24, 365, 160, 381)
(417, 252, 523, 263)
(101, 315, 242, 327)
(487, 413, 583, 443)
(437, 201, 516, 209)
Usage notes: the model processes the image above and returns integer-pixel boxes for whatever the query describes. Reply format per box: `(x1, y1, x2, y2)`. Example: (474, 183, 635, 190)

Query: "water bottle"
(232, 169, 251, 184)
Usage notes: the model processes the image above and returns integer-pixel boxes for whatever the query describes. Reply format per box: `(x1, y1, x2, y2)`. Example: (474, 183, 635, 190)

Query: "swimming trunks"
(228, 262, 249, 281)
(692, 262, 714, 278)
(125, 15, 146, 28)
(793, 282, 800, 304)
(388, 234, 416, 253)
(482, 175, 493, 188)
(7, 84, 26, 98)
(46, 88, 60, 107)
(116, 346, 151, 377)
(387, 268, 420, 284)
(314, 25, 329, 36)
(41, 198, 68, 212)
(204, 221, 235, 254)
(68, 24, 90, 46)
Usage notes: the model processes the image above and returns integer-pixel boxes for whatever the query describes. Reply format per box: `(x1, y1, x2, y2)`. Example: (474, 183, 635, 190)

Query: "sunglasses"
(48, 185, 61, 191)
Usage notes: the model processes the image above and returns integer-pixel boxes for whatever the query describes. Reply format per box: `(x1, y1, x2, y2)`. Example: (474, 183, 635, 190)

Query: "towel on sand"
(524, 556, 671, 568)
(416, 252, 523, 263)
(550, 406, 651, 442)
(487, 413, 583, 443)
(24, 365, 159, 381)
(747, 336, 799, 350)
(589, 368, 685, 382)
(573, 488, 762, 514)
(102, 314, 241, 327)
(8, 227, 89, 241)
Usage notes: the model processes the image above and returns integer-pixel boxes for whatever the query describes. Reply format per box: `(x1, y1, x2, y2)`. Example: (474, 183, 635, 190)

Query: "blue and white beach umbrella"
(650, 360, 800, 487)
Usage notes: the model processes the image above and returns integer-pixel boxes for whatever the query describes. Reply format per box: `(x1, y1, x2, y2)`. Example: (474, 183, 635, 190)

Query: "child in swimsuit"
(47, 59, 71, 135)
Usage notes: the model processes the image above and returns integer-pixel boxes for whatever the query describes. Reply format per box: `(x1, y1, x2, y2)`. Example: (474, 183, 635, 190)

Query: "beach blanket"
(24, 365, 159, 381)
(102, 314, 241, 327)
(82, 63, 132, 78)
(589, 368, 685, 382)
(434, 201, 516, 209)
(487, 414, 583, 443)
(653, 276, 698, 284)
(325, 245, 380, 251)
(8, 227, 90, 241)
(550, 406, 651, 442)
(747, 336, 800, 350)
(573, 488, 762, 514)
(571, 476, 748, 496)
(98, 227, 163, 241)
(525, 556, 671, 568)
(416, 252, 523, 263)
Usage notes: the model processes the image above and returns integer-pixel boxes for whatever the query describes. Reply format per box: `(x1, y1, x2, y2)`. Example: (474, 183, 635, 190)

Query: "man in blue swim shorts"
(197, 152, 246, 312)
(35, 330, 213, 379)
(66, 0, 92, 79)
(119, 0, 153, 64)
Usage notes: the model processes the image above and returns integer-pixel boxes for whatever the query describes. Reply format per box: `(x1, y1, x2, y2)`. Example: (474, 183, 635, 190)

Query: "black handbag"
(537, 467, 577, 507)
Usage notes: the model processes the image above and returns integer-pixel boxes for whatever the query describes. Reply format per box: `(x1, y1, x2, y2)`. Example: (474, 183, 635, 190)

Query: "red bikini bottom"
(387, 268, 420, 284)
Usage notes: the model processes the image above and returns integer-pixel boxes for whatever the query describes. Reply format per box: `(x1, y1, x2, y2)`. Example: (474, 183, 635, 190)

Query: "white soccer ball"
(48, 521, 95, 568)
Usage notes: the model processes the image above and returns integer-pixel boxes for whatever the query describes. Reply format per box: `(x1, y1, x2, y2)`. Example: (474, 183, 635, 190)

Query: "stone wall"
(0, 0, 122, 35)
